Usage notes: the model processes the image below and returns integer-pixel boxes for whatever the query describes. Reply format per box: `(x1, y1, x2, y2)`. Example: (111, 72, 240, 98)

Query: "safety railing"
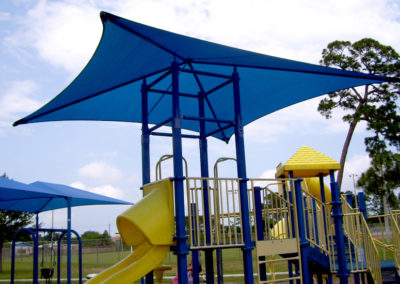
(341, 198, 381, 282)
(360, 215, 382, 283)
(248, 178, 303, 284)
(300, 189, 330, 255)
(390, 211, 400, 270)
(186, 177, 244, 249)
(248, 179, 297, 241)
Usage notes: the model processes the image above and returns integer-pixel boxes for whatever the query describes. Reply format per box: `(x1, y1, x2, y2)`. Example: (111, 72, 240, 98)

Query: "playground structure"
(86, 146, 400, 283)
(12, 11, 398, 284)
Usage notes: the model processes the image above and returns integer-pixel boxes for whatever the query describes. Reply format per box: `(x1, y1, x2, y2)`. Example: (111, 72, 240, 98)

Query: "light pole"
(349, 174, 358, 208)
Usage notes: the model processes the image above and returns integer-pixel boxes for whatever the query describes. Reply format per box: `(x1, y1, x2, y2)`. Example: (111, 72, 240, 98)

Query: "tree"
(358, 152, 400, 215)
(358, 151, 400, 241)
(0, 173, 34, 272)
(318, 38, 400, 189)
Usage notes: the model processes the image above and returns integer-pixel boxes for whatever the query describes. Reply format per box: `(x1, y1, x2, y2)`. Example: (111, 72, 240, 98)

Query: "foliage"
(357, 151, 400, 215)
(0, 173, 34, 272)
(318, 38, 400, 189)
(81, 230, 112, 246)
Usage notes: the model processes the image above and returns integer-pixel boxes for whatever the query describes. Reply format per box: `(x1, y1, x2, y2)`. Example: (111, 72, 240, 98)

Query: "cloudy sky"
(1, 0, 399, 235)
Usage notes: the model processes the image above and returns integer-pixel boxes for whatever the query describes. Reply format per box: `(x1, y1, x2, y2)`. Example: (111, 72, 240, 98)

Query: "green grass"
(2, 244, 394, 282)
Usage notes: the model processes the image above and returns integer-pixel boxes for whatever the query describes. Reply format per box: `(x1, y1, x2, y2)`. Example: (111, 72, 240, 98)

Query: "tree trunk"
(337, 119, 358, 190)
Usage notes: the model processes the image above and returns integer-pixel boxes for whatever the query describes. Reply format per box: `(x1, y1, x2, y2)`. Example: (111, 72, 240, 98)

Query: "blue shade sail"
(14, 12, 389, 141)
(0, 177, 131, 213)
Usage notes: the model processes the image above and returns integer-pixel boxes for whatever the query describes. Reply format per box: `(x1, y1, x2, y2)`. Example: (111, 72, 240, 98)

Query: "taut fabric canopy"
(0, 177, 131, 213)
(14, 11, 389, 141)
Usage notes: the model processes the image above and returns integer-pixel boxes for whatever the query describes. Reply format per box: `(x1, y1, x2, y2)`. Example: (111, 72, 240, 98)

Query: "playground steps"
(255, 239, 302, 283)
(381, 260, 400, 284)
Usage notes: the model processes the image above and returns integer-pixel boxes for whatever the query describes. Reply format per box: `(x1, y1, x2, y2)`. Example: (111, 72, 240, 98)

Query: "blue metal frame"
(329, 170, 349, 284)
(11, 227, 82, 284)
(171, 60, 189, 284)
(232, 67, 254, 284)
(137, 62, 257, 284)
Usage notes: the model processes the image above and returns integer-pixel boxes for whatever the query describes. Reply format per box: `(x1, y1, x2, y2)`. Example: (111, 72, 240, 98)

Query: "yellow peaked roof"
(275, 146, 340, 178)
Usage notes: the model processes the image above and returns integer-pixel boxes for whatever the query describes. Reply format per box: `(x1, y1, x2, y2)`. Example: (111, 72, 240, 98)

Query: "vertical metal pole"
(67, 198, 72, 284)
(141, 78, 154, 284)
(357, 192, 367, 220)
(171, 60, 189, 284)
(141, 79, 151, 185)
(254, 186, 266, 282)
(198, 91, 214, 284)
(330, 170, 349, 284)
(232, 67, 254, 284)
(345, 193, 353, 207)
(293, 178, 311, 284)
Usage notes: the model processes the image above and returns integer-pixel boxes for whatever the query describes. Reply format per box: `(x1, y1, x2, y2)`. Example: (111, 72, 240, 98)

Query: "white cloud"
(0, 80, 42, 127)
(7, 0, 400, 76)
(70, 181, 125, 199)
(78, 161, 122, 182)
(341, 154, 371, 192)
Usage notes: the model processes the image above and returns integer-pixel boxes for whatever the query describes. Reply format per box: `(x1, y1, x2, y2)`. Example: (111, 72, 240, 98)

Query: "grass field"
(0, 244, 395, 283)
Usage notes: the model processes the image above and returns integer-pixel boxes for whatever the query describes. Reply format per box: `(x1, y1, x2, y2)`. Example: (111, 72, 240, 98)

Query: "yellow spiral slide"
(87, 179, 174, 283)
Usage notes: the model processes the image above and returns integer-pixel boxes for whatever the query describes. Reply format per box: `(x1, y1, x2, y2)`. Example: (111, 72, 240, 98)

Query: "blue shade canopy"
(14, 11, 390, 141)
(0, 177, 56, 210)
(0, 177, 131, 213)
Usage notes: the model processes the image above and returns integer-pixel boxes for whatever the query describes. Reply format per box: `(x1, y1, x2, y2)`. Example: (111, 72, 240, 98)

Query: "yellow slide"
(87, 179, 175, 284)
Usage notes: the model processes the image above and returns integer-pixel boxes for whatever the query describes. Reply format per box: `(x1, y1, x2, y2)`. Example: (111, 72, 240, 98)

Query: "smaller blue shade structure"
(13, 11, 390, 142)
(0, 177, 56, 212)
(0, 177, 131, 213)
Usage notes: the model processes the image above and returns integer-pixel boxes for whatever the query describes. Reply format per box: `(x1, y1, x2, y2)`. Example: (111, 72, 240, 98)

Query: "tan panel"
(256, 239, 298, 256)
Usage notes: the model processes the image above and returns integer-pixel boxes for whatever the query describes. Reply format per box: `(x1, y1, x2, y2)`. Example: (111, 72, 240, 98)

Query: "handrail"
(390, 211, 400, 269)
(155, 154, 188, 180)
(360, 215, 382, 283)
(301, 189, 330, 254)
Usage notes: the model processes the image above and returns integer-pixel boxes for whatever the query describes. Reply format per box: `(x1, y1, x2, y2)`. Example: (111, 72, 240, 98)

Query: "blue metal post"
(329, 170, 349, 284)
(254, 186, 266, 282)
(345, 193, 353, 207)
(232, 67, 254, 284)
(198, 91, 214, 284)
(141, 78, 154, 284)
(141, 79, 151, 186)
(293, 177, 311, 284)
(171, 60, 189, 284)
(67, 198, 72, 284)
(357, 192, 367, 220)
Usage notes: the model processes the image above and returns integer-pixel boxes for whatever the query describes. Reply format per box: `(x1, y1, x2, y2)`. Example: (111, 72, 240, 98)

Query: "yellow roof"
(275, 146, 340, 178)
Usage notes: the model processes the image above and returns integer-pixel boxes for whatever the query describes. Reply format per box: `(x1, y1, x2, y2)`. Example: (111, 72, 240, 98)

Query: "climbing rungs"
(256, 239, 298, 256)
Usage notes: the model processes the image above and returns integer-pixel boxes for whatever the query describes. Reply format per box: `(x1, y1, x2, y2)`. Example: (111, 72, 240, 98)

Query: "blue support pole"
(141, 78, 154, 284)
(345, 193, 353, 207)
(198, 91, 214, 284)
(329, 170, 349, 284)
(232, 67, 254, 284)
(171, 60, 189, 284)
(357, 192, 367, 220)
(292, 176, 311, 284)
(254, 186, 266, 282)
(67, 198, 72, 284)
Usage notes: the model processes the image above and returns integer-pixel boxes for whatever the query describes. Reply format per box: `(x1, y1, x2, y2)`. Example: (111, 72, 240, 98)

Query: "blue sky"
(1, 0, 400, 235)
